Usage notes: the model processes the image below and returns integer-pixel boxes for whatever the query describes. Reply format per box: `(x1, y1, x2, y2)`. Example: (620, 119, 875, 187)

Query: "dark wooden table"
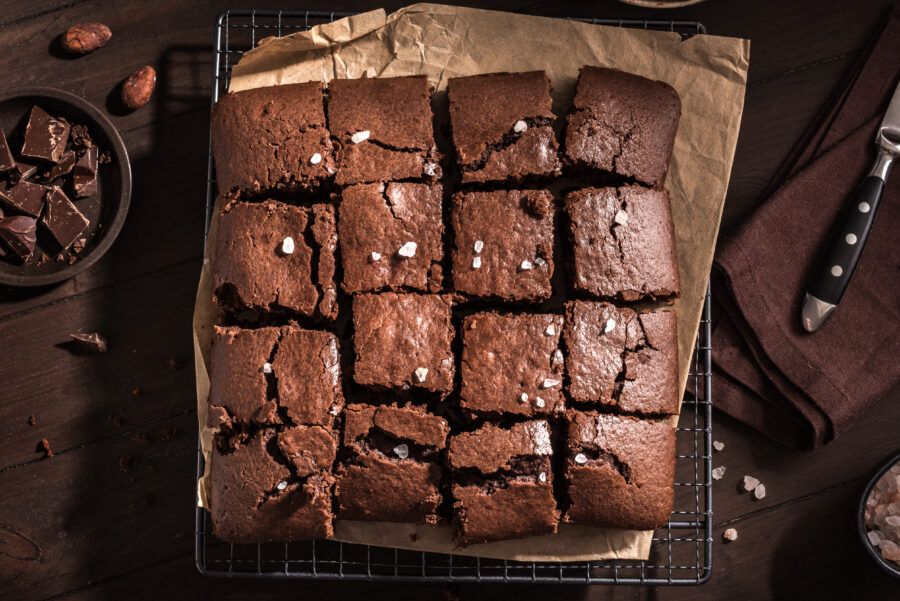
(1, 1, 898, 599)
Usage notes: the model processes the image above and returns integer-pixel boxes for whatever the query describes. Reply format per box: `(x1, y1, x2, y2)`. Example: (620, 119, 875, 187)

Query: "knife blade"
(801, 78, 900, 332)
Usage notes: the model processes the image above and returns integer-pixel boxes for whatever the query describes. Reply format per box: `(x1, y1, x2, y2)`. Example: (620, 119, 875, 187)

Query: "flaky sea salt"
(604, 318, 616, 333)
(472, 256, 482, 269)
(713, 440, 725, 452)
(424, 162, 438, 176)
(539, 472, 547, 483)
(723, 528, 738, 542)
(614, 209, 629, 225)
(520, 259, 533, 271)
(520, 393, 529, 403)
(864, 464, 900, 567)
(281, 236, 295, 255)
(262, 362, 273, 374)
(414, 367, 428, 382)
(474, 240, 484, 253)
(370, 251, 382, 262)
(535, 397, 545, 408)
(309, 152, 322, 165)
(513, 119, 528, 133)
(393, 444, 409, 459)
(350, 130, 370, 144)
(743, 475, 760, 492)
(541, 378, 560, 389)
(712, 466, 726, 480)
(277, 481, 287, 491)
(574, 453, 588, 465)
(398, 241, 417, 257)
(545, 324, 556, 336)
(753, 483, 767, 500)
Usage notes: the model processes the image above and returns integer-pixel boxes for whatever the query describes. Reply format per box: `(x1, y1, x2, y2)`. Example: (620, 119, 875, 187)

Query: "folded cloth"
(711, 9, 900, 450)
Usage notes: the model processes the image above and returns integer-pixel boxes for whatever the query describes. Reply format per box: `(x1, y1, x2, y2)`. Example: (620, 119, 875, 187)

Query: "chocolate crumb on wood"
(168, 357, 185, 370)
(69, 332, 108, 353)
(27, 414, 36, 426)
(38, 439, 53, 457)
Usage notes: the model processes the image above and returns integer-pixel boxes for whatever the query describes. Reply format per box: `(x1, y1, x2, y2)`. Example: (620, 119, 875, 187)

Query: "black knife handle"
(807, 175, 884, 305)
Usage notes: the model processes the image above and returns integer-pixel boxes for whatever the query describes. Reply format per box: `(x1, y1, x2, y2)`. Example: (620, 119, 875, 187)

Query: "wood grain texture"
(0, 0, 898, 600)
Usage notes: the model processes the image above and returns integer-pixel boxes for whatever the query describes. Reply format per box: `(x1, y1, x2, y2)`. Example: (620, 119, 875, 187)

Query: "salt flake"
(281, 236, 295, 255)
(350, 130, 370, 144)
(398, 241, 417, 258)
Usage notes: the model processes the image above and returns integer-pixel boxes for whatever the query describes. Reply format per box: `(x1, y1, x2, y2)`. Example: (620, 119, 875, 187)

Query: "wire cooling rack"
(197, 9, 713, 585)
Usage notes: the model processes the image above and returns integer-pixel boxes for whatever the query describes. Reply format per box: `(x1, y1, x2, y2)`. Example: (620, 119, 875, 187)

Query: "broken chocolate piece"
(70, 123, 95, 151)
(0, 216, 37, 260)
(13, 157, 42, 183)
(0, 128, 15, 173)
(38, 151, 77, 183)
(21, 106, 70, 163)
(0, 180, 48, 218)
(73, 147, 98, 197)
(70, 332, 108, 352)
(41, 186, 89, 249)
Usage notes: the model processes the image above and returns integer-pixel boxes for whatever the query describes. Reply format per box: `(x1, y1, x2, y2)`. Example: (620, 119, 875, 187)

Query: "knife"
(801, 79, 900, 332)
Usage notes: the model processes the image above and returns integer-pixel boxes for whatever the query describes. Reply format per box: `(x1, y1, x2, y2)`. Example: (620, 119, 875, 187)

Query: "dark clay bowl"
(858, 449, 900, 579)
(0, 87, 131, 287)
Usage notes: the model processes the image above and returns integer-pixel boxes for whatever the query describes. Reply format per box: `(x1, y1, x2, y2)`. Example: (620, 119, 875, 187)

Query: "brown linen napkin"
(711, 10, 900, 450)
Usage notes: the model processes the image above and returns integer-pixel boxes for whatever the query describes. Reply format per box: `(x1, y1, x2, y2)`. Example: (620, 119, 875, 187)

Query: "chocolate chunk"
(13, 157, 43, 183)
(70, 123, 95, 151)
(0, 180, 48, 217)
(0, 216, 37, 260)
(38, 438, 53, 458)
(0, 128, 15, 173)
(73, 147, 98, 197)
(41, 186, 89, 249)
(70, 332, 108, 352)
(21, 106, 70, 163)
(38, 151, 77, 183)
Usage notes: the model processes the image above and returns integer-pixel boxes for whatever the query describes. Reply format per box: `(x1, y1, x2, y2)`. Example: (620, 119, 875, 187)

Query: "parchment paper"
(193, 3, 750, 562)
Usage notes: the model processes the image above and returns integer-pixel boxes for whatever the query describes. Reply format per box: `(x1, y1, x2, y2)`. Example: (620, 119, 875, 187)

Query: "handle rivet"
(831, 265, 843, 277)
(845, 233, 857, 245)
(858, 202, 871, 213)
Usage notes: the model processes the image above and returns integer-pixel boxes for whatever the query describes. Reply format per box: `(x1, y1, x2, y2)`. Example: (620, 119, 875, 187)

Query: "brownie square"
(460, 312, 565, 418)
(211, 82, 334, 194)
(447, 71, 561, 184)
(213, 199, 338, 320)
(564, 301, 679, 415)
(449, 421, 559, 545)
(208, 325, 343, 430)
(565, 67, 681, 188)
(450, 189, 554, 301)
(208, 427, 335, 543)
(564, 411, 675, 529)
(335, 404, 450, 524)
(352, 293, 454, 393)
(327, 76, 441, 185)
(565, 185, 680, 301)
(338, 182, 443, 294)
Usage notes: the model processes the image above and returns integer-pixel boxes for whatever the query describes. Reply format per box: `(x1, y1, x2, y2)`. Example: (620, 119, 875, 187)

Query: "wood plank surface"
(0, 0, 898, 600)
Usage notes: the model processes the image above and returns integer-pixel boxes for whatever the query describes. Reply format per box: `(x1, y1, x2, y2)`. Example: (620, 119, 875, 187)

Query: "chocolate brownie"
(352, 293, 454, 393)
(335, 403, 449, 524)
(208, 426, 335, 543)
(449, 421, 559, 545)
(208, 325, 343, 429)
(213, 199, 338, 319)
(450, 189, 554, 301)
(447, 71, 561, 184)
(564, 411, 675, 530)
(565, 67, 681, 188)
(327, 76, 441, 185)
(564, 301, 679, 415)
(338, 182, 443, 293)
(460, 312, 565, 418)
(565, 185, 680, 300)
(211, 82, 334, 194)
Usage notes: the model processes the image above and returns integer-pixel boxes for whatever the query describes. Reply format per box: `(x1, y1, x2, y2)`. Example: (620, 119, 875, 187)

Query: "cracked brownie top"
(565, 411, 675, 530)
(212, 199, 338, 320)
(327, 75, 442, 185)
(211, 82, 334, 194)
(338, 182, 443, 294)
(565, 185, 680, 301)
(448, 70, 561, 184)
(564, 66, 681, 189)
(563, 301, 679, 415)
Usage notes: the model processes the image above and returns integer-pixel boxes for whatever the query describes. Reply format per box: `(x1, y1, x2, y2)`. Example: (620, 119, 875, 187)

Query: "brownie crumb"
(169, 357, 185, 370)
(69, 332, 108, 353)
(38, 438, 53, 457)
(27, 414, 36, 426)
(164, 427, 179, 440)
(131, 387, 142, 399)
